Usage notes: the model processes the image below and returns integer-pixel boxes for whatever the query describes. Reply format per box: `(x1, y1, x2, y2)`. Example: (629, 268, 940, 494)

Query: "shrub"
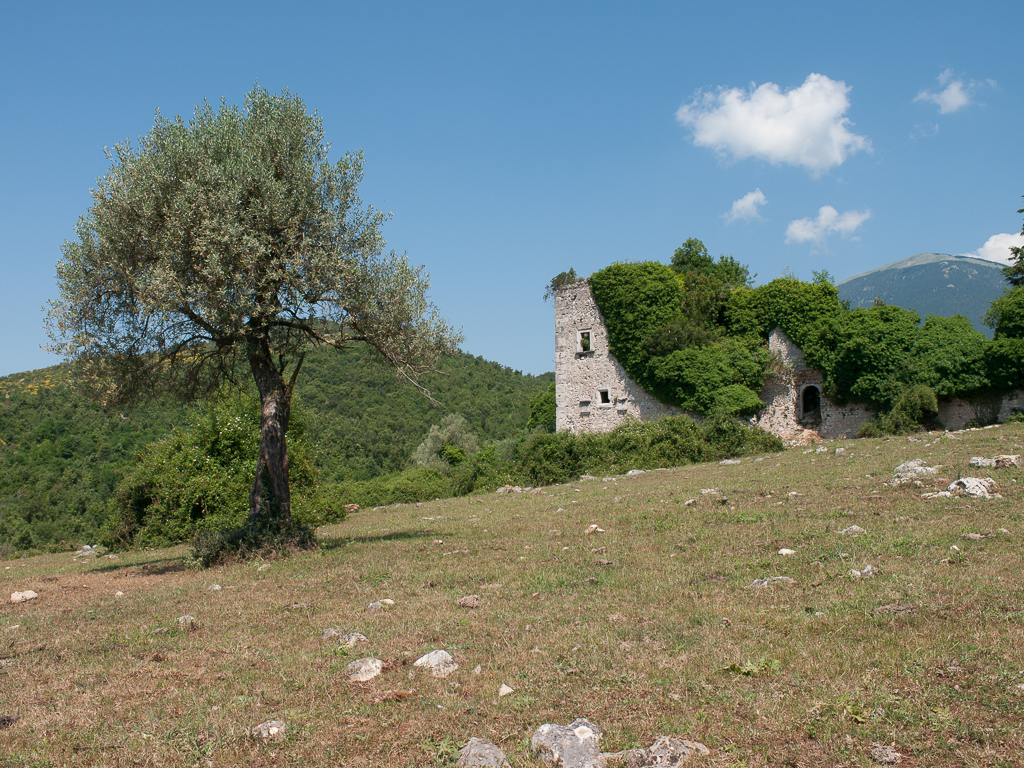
(856, 384, 938, 437)
(527, 381, 557, 432)
(104, 388, 319, 549)
(412, 414, 479, 471)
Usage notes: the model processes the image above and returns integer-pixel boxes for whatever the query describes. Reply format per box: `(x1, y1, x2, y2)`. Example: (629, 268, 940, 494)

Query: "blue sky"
(2, 1, 1021, 378)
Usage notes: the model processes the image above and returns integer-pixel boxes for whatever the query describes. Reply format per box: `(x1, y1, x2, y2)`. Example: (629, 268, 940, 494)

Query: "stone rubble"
(850, 564, 877, 579)
(621, 735, 711, 766)
(532, 718, 604, 768)
(177, 615, 198, 630)
(746, 576, 796, 589)
(414, 649, 458, 678)
(839, 525, 866, 535)
(458, 595, 481, 609)
(457, 737, 510, 767)
(346, 657, 384, 682)
(251, 719, 287, 742)
(871, 744, 902, 764)
(9, 590, 38, 604)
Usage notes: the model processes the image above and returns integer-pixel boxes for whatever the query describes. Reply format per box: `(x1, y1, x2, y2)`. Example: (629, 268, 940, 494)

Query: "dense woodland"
(588, 234, 1024, 435)
(0, 348, 552, 553)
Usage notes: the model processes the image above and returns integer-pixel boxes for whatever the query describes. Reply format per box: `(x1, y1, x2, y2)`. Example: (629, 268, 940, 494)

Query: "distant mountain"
(836, 253, 1009, 336)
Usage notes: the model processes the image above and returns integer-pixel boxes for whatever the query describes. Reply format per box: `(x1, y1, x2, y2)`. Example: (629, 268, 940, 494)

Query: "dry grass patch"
(2, 426, 1024, 766)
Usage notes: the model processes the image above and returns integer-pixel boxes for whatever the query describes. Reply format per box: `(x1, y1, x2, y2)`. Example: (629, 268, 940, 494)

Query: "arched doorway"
(800, 385, 821, 425)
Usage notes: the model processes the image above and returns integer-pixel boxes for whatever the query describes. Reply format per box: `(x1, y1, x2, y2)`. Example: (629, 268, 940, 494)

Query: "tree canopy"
(46, 86, 461, 559)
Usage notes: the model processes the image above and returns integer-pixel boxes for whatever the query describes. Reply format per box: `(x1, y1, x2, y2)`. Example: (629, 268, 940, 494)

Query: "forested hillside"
(0, 351, 551, 553)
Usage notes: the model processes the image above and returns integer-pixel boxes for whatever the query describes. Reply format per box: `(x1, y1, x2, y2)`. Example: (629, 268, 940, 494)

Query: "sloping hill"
(836, 253, 1007, 335)
(0, 350, 551, 551)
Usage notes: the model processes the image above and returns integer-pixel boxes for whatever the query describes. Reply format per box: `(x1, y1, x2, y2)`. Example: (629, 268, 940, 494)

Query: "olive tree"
(46, 86, 461, 553)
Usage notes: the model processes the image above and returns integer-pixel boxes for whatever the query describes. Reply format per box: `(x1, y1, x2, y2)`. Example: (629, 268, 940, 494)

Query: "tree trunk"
(247, 339, 292, 530)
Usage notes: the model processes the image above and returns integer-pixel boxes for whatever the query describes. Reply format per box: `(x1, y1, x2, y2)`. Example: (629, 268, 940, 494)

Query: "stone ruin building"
(554, 278, 1024, 441)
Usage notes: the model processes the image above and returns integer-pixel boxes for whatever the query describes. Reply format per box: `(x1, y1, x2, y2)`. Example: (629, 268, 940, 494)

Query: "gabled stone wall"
(554, 280, 681, 433)
(554, 284, 1024, 440)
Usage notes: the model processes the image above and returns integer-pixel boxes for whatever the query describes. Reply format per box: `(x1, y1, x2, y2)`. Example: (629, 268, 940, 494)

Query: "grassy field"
(2, 425, 1023, 767)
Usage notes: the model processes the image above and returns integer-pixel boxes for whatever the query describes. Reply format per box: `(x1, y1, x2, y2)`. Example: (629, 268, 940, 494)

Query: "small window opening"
(577, 330, 592, 354)
(598, 389, 611, 404)
(800, 386, 821, 425)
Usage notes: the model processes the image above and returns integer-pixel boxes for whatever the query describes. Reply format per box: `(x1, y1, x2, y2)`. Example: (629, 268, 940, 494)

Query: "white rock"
(346, 657, 384, 682)
(339, 632, 369, 648)
(531, 718, 604, 768)
(585, 524, 605, 534)
(208, 584, 222, 592)
(177, 615, 199, 629)
(458, 737, 510, 767)
(840, 525, 866, 536)
(948, 477, 997, 498)
(746, 576, 796, 589)
(457, 594, 481, 608)
(380, 598, 395, 606)
(498, 683, 514, 697)
(251, 719, 287, 741)
(10, 590, 38, 604)
(414, 649, 458, 678)
(778, 548, 796, 556)
(322, 628, 341, 639)
(871, 744, 902, 764)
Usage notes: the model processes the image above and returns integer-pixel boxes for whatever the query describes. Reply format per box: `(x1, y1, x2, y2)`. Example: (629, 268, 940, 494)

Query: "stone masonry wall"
(555, 289, 1024, 440)
(554, 280, 681, 433)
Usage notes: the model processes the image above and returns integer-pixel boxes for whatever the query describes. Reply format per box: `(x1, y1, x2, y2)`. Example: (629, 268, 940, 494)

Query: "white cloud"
(962, 232, 1024, 265)
(675, 73, 871, 177)
(915, 69, 991, 114)
(724, 188, 767, 224)
(785, 205, 871, 244)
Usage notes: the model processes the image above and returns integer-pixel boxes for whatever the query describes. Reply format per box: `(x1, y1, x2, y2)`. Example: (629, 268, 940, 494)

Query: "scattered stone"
(366, 600, 390, 613)
(626, 469, 646, 476)
(497, 485, 523, 494)
(258, 564, 271, 572)
(840, 525, 866, 536)
(207, 584, 222, 592)
(995, 454, 1021, 468)
(871, 744, 902, 764)
(346, 657, 384, 682)
(458, 737, 510, 768)
(10, 591, 38, 604)
(414, 649, 458, 678)
(891, 460, 940, 485)
(498, 683, 514, 697)
(380, 598, 395, 606)
(115, 591, 125, 597)
(746, 576, 796, 589)
(683, 499, 696, 506)
(699, 488, 718, 495)
(961, 532, 990, 540)
(623, 735, 711, 766)
(251, 719, 287, 742)
(345, 503, 361, 513)
(778, 548, 796, 556)
(339, 632, 369, 648)
(322, 628, 341, 639)
(969, 456, 996, 468)
(531, 718, 604, 768)
(594, 559, 615, 566)
(458, 595, 481, 609)
(850, 564, 877, 579)
(286, 602, 308, 611)
(585, 524, 605, 534)
(719, 459, 741, 465)
(177, 615, 198, 630)
(815, 446, 828, 454)
(948, 477, 998, 498)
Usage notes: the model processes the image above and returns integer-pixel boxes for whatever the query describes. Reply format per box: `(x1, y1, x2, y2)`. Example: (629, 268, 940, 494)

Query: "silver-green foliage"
(412, 414, 480, 471)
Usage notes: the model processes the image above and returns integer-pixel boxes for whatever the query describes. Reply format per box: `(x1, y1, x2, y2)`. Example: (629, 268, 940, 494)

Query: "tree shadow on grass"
(319, 529, 428, 550)
(87, 556, 189, 576)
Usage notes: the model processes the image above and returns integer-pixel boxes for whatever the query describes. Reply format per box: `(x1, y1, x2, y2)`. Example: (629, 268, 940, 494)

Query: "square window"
(577, 330, 592, 354)
(598, 389, 611, 404)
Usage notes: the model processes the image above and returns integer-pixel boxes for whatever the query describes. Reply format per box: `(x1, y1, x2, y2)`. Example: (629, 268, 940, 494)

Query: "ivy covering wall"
(587, 240, 1024, 427)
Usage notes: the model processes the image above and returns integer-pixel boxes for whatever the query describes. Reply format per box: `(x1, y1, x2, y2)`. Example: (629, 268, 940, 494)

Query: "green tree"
(1000, 195, 1024, 287)
(46, 86, 461, 556)
(527, 381, 557, 432)
(543, 268, 580, 302)
(412, 414, 479, 471)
